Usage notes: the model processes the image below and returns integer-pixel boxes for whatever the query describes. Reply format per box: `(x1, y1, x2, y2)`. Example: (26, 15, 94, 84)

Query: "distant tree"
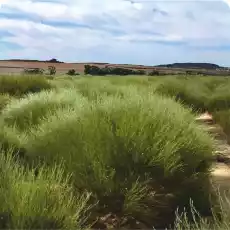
(48, 66, 56, 75)
(48, 58, 60, 63)
(67, 69, 76, 76)
(84, 65, 146, 76)
(84, 65, 91, 75)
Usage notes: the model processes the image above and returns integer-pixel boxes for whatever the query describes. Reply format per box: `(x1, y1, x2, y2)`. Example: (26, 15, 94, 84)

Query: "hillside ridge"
(156, 62, 221, 69)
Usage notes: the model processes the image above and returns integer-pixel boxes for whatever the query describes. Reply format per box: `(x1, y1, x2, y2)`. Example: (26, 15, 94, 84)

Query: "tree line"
(84, 65, 159, 76)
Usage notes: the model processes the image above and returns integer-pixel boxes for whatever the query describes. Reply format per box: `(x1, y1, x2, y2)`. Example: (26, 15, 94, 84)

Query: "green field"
(1, 74, 230, 229)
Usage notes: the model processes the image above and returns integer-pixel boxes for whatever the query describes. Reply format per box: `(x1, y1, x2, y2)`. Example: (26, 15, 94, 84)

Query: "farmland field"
(1, 73, 230, 229)
(1, 60, 229, 76)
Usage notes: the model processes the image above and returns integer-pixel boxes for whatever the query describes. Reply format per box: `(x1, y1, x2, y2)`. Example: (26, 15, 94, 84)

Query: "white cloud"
(0, 0, 230, 65)
(223, 0, 230, 8)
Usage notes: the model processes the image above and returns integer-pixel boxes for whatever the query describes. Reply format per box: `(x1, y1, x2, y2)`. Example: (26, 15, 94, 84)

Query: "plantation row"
(0, 74, 230, 229)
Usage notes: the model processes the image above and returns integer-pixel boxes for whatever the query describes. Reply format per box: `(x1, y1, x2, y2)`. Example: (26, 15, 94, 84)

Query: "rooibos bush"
(0, 151, 90, 229)
(213, 110, 230, 143)
(0, 94, 11, 112)
(24, 92, 213, 228)
(208, 83, 230, 112)
(0, 75, 52, 97)
(1, 89, 87, 131)
(155, 78, 209, 112)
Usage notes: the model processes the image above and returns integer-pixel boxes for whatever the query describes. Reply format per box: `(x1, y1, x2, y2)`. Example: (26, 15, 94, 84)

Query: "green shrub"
(48, 66, 56, 75)
(67, 69, 79, 76)
(213, 110, 230, 143)
(72, 79, 123, 100)
(174, 190, 230, 230)
(200, 77, 230, 92)
(1, 89, 87, 131)
(23, 93, 213, 228)
(0, 75, 52, 97)
(109, 76, 151, 86)
(84, 65, 146, 76)
(207, 83, 230, 112)
(0, 123, 25, 151)
(71, 77, 152, 101)
(209, 93, 230, 112)
(155, 78, 209, 112)
(0, 151, 90, 229)
(0, 94, 11, 112)
(153, 76, 230, 112)
(51, 78, 75, 89)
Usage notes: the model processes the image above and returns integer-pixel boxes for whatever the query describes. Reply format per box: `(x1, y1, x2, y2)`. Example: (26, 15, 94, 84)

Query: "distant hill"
(5, 58, 64, 63)
(155, 63, 221, 70)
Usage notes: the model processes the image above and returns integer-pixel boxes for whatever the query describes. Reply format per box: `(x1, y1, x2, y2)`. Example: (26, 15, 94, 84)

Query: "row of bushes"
(83, 65, 218, 76)
(2, 73, 228, 118)
(153, 77, 230, 113)
(84, 65, 160, 76)
(0, 87, 214, 228)
(1, 74, 230, 113)
(23, 68, 80, 76)
(24, 66, 56, 75)
(2, 74, 230, 228)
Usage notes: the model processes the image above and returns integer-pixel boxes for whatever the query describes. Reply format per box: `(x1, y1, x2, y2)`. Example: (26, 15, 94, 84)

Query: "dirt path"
(196, 112, 230, 193)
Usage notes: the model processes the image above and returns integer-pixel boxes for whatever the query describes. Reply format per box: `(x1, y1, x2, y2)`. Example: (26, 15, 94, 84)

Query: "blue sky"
(0, 0, 230, 66)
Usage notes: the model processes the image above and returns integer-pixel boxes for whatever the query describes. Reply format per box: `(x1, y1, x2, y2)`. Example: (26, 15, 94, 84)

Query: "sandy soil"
(196, 112, 230, 193)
